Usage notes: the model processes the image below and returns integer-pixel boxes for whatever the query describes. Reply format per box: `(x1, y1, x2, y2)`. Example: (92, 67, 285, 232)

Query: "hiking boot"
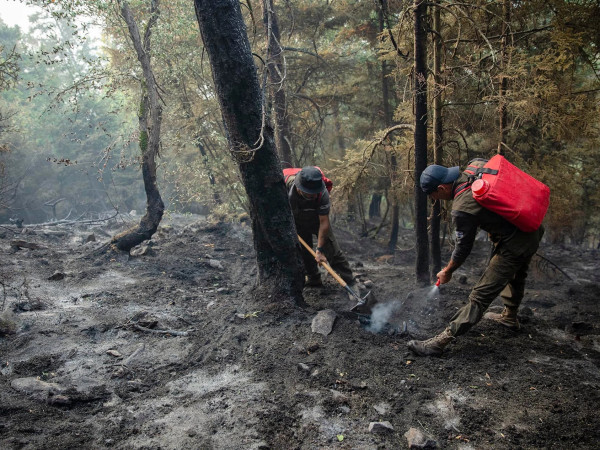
(484, 307, 520, 330)
(407, 328, 454, 357)
(305, 274, 323, 287)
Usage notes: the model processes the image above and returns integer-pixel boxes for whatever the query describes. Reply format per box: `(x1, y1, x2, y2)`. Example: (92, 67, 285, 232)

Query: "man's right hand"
(436, 269, 452, 284)
(315, 250, 327, 265)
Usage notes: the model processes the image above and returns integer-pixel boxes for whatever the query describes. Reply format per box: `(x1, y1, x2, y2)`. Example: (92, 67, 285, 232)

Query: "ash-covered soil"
(1, 215, 599, 449)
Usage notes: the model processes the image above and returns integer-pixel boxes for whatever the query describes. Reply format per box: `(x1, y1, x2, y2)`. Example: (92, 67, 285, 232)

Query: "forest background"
(1, 0, 599, 259)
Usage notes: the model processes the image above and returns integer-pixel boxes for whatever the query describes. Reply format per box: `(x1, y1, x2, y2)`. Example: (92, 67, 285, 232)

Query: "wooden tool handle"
(296, 235, 348, 288)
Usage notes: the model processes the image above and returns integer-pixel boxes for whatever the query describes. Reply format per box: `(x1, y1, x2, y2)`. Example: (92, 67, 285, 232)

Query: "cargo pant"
(297, 224, 354, 284)
(448, 227, 544, 337)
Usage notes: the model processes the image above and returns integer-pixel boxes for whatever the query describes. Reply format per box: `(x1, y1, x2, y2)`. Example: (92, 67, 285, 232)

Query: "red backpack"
(283, 167, 333, 193)
(454, 155, 550, 232)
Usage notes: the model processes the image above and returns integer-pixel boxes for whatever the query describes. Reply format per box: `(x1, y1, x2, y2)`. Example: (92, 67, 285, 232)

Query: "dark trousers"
(448, 229, 543, 337)
(297, 226, 354, 284)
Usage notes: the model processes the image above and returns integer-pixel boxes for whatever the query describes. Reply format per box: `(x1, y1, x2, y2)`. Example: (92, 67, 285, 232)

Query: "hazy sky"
(0, 0, 43, 30)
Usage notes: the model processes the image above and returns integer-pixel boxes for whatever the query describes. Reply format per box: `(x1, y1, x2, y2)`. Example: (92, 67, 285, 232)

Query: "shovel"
(297, 235, 371, 311)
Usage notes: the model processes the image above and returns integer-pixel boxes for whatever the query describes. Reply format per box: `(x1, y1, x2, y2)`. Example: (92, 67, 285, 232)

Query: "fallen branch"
(534, 253, 576, 282)
(133, 323, 193, 337)
(22, 211, 119, 228)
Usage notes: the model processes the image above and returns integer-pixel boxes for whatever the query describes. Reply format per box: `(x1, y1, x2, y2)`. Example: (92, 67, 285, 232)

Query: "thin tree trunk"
(262, 0, 294, 168)
(193, 0, 304, 304)
(414, 0, 429, 283)
(111, 0, 164, 252)
(379, 0, 400, 254)
(430, 5, 443, 278)
(497, 0, 510, 155)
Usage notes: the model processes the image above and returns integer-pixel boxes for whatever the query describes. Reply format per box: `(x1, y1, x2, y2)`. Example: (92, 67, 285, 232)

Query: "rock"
(458, 275, 468, 284)
(48, 395, 71, 406)
(85, 233, 96, 242)
(369, 421, 394, 433)
(130, 243, 150, 257)
(329, 389, 349, 404)
(404, 427, 437, 448)
(363, 279, 374, 288)
(10, 240, 43, 251)
(311, 309, 337, 336)
(11, 377, 65, 401)
(217, 287, 229, 294)
(373, 402, 391, 415)
(48, 272, 65, 281)
(106, 350, 122, 357)
(13, 300, 46, 312)
(306, 342, 320, 353)
(297, 363, 310, 373)
(0, 311, 17, 336)
(208, 259, 224, 270)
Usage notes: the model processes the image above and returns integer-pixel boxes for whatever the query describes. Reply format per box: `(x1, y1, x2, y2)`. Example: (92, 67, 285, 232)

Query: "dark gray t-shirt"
(286, 176, 330, 229)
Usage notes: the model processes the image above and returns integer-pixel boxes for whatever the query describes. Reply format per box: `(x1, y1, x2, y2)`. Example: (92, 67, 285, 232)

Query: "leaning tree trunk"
(261, 0, 294, 168)
(193, 0, 304, 303)
(111, 0, 164, 252)
(414, 0, 430, 283)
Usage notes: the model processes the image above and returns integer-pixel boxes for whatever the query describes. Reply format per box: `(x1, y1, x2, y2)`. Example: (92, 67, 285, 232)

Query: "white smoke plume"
(365, 300, 403, 334)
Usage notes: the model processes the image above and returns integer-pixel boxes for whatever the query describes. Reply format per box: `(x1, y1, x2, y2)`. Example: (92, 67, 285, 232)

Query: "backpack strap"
(454, 181, 471, 198)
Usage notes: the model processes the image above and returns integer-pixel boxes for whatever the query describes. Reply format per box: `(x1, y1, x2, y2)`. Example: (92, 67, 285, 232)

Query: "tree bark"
(414, 0, 430, 283)
(193, 0, 304, 304)
(111, 0, 164, 252)
(430, 4, 443, 278)
(261, 0, 294, 168)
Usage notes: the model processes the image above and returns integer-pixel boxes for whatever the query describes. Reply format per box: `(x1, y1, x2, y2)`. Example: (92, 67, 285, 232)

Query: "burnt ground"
(0, 214, 599, 449)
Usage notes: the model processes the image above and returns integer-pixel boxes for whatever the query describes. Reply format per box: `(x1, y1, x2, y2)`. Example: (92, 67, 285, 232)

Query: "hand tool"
(297, 235, 371, 311)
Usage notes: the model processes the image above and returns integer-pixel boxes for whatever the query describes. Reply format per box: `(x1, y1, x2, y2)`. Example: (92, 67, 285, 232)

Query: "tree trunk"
(111, 0, 164, 252)
(196, 139, 222, 205)
(193, 0, 304, 304)
(497, 0, 510, 156)
(430, 5, 443, 279)
(379, 1, 400, 254)
(414, 0, 429, 283)
(262, 0, 294, 168)
(369, 193, 382, 218)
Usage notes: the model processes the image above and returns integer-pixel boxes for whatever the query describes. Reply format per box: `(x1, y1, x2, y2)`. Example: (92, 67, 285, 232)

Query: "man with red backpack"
(284, 166, 356, 291)
(408, 157, 546, 356)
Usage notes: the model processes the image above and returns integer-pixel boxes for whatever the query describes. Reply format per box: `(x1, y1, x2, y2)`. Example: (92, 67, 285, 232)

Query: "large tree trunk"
(111, 0, 164, 252)
(414, 0, 429, 283)
(193, 0, 304, 304)
(261, 0, 294, 168)
(430, 5, 443, 278)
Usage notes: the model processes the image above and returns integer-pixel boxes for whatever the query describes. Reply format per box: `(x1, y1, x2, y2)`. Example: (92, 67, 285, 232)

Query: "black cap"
(420, 165, 460, 194)
(295, 166, 325, 194)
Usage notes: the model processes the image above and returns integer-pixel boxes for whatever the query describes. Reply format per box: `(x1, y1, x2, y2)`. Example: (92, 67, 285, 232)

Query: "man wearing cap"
(407, 160, 544, 356)
(285, 166, 355, 290)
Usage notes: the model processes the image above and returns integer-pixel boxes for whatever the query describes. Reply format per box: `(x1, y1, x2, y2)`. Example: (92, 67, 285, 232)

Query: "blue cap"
(420, 165, 460, 194)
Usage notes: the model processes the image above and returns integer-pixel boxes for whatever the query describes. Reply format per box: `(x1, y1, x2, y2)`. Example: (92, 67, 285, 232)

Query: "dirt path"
(1, 216, 599, 449)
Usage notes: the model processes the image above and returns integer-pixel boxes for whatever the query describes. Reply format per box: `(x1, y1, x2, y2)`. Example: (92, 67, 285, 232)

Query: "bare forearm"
(443, 259, 461, 275)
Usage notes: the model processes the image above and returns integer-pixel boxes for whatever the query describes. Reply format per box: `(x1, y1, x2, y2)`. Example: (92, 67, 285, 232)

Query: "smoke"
(365, 300, 403, 334)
